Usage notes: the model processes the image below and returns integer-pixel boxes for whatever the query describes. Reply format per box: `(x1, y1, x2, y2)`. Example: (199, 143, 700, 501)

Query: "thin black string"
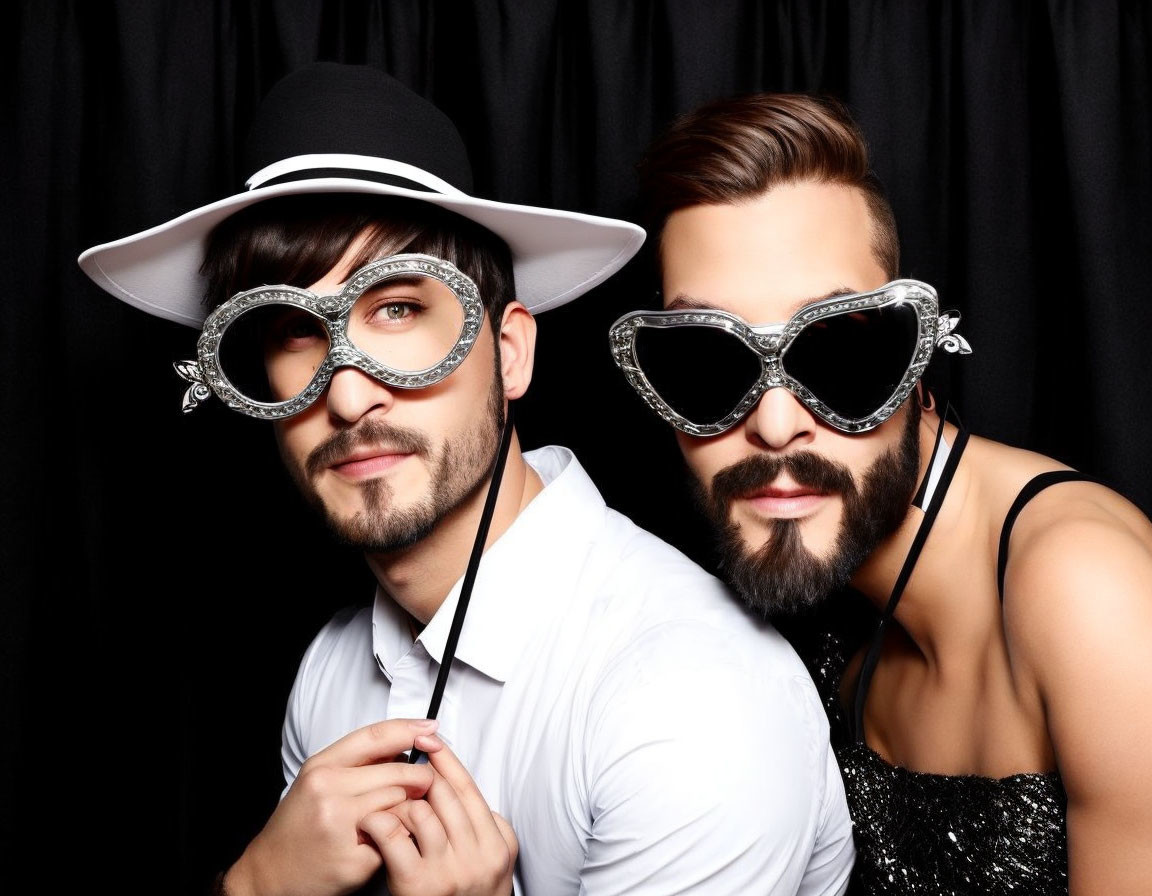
(408, 402, 516, 763)
(996, 470, 1102, 602)
(852, 410, 969, 743)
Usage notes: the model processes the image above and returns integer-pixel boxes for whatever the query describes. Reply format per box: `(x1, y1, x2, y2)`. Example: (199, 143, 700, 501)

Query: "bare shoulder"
(992, 451, 1152, 707)
(967, 436, 1152, 884)
(1001, 474, 1151, 629)
(983, 454, 1152, 853)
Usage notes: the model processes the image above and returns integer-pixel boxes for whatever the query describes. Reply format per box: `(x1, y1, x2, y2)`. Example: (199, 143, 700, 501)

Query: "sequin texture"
(838, 742, 1068, 894)
(804, 626, 1069, 895)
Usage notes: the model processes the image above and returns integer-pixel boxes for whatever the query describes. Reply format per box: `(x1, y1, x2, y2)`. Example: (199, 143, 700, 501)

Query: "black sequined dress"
(791, 433, 1091, 895)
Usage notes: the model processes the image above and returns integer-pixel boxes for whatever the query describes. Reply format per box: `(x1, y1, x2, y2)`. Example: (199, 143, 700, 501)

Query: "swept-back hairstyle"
(638, 93, 899, 278)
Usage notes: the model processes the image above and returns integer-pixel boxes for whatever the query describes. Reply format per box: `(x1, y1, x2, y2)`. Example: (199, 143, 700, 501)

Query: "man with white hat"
(80, 63, 854, 895)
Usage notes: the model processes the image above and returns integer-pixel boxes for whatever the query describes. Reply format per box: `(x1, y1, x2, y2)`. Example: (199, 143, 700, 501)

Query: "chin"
(738, 511, 839, 558)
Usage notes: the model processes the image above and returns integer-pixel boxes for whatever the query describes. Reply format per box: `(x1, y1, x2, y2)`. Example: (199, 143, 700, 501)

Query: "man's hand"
(367, 733, 518, 896)
(223, 718, 443, 896)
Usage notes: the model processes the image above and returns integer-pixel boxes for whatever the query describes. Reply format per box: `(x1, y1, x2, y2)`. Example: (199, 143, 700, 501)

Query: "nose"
(745, 386, 816, 450)
(325, 365, 395, 423)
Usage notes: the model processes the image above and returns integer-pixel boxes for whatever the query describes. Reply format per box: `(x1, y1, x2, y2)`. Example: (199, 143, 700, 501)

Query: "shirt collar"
(371, 445, 607, 683)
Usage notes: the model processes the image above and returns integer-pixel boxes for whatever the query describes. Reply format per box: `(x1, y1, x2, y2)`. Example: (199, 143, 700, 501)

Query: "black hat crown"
(243, 62, 474, 194)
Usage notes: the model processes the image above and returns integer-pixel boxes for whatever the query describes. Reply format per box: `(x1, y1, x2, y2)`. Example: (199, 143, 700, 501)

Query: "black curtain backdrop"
(6, 2, 1151, 891)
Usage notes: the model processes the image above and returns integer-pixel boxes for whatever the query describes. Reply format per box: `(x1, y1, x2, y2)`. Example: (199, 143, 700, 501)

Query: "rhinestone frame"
(187, 253, 485, 420)
(609, 279, 954, 436)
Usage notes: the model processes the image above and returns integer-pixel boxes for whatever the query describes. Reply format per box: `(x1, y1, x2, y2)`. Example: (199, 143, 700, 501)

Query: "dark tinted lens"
(218, 303, 330, 404)
(782, 302, 919, 420)
(634, 324, 761, 426)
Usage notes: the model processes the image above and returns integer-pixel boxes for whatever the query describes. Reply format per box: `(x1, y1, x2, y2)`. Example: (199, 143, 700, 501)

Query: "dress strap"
(996, 470, 1099, 602)
(852, 424, 971, 743)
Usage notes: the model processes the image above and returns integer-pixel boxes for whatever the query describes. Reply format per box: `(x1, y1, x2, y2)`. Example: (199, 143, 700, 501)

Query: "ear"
(497, 301, 536, 400)
(914, 381, 936, 413)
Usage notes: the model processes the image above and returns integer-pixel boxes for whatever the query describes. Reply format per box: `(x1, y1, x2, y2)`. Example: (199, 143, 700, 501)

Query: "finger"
(340, 761, 435, 799)
(422, 764, 480, 849)
(290, 758, 434, 805)
(409, 731, 445, 761)
(351, 778, 435, 820)
(388, 799, 449, 858)
(360, 809, 422, 879)
(305, 719, 438, 770)
(491, 811, 520, 863)
(423, 737, 496, 838)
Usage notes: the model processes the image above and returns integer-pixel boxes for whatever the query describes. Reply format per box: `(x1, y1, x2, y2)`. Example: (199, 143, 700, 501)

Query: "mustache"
(709, 451, 857, 515)
(305, 418, 431, 478)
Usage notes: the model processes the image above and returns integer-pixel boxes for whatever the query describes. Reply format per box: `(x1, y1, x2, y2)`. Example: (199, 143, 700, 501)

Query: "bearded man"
(613, 92, 1152, 893)
(80, 66, 855, 896)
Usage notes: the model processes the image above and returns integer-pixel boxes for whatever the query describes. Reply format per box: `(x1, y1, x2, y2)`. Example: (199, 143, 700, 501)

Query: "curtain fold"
(6, 2, 1149, 891)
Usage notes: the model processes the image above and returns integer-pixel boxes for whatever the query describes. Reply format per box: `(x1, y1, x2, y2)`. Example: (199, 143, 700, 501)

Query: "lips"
(328, 447, 413, 480)
(743, 474, 828, 500)
(747, 484, 820, 500)
(741, 478, 831, 519)
(708, 451, 855, 527)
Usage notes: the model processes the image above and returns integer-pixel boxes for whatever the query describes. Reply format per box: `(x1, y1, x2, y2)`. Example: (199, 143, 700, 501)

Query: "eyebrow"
(360, 275, 427, 289)
(666, 287, 860, 318)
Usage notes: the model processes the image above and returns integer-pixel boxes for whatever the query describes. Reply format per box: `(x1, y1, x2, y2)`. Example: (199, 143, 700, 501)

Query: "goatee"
(702, 405, 920, 617)
(287, 373, 505, 554)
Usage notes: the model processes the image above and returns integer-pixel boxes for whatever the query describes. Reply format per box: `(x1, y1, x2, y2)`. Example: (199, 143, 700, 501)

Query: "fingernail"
(414, 733, 442, 750)
(409, 719, 438, 732)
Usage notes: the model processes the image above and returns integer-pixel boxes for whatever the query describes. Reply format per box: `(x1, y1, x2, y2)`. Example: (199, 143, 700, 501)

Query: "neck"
(364, 431, 544, 626)
(849, 417, 996, 667)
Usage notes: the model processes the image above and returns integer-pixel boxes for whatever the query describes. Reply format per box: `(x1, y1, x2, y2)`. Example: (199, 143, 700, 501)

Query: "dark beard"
(291, 371, 505, 554)
(702, 405, 920, 618)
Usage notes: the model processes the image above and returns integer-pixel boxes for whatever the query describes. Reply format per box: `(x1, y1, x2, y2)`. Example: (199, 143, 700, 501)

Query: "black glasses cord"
(851, 400, 968, 742)
(408, 401, 516, 763)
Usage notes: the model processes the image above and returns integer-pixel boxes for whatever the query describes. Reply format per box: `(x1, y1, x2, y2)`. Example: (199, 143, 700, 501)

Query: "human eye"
(377, 300, 421, 321)
(267, 309, 325, 350)
(364, 292, 425, 326)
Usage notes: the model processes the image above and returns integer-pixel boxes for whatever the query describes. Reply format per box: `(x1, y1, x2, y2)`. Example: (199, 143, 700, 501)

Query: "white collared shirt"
(282, 446, 854, 894)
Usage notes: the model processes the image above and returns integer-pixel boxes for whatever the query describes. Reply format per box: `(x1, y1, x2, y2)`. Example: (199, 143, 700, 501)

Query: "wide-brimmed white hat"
(78, 62, 645, 328)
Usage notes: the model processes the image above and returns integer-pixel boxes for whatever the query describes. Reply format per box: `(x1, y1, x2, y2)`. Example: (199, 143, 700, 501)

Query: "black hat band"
(245, 154, 464, 196)
(254, 167, 437, 193)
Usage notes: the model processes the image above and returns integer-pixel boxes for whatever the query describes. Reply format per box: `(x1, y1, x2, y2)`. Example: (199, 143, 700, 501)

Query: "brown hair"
(200, 194, 515, 331)
(638, 93, 900, 278)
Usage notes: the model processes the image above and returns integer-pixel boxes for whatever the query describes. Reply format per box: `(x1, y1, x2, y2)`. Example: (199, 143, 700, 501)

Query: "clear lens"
(218, 303, 331, 404)
(782, 302, 920, 420)
(346, 275, 465, 374)
(215, 275, 466, 406)
(634, 324, 762, 427)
